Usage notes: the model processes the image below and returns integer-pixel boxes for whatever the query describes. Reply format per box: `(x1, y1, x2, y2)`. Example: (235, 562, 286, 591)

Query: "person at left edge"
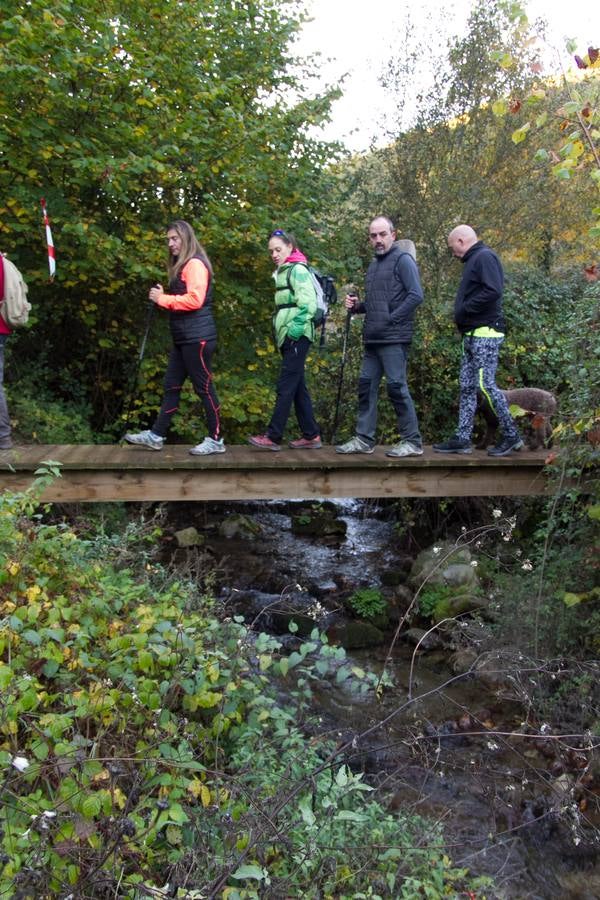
(248, 229, 321, 451)
(124, 220, 224, 455)
(0, 253, 13, 450)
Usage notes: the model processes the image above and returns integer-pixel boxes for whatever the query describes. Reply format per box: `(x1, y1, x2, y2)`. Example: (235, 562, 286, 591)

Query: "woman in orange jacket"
(124, 220, 224, 454)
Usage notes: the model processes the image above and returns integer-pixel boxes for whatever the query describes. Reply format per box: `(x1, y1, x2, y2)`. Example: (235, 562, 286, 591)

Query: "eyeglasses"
(270, 229, 288, 239)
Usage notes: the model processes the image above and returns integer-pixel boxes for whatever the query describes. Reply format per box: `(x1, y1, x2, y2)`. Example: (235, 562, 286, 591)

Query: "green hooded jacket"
(272, 262, 317, 349)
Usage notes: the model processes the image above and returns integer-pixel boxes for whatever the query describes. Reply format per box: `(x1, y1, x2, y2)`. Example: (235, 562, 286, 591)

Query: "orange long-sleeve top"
(156, 258, 209, 311)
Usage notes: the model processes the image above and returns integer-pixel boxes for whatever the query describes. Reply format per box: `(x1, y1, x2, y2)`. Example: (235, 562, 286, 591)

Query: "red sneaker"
(247, 434, 281, 451)
(288, 435, 322, 449)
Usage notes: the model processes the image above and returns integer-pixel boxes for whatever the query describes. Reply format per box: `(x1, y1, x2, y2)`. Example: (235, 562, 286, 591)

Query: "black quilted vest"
(363, 244, 421, 344)
(168, 255, 217, 345)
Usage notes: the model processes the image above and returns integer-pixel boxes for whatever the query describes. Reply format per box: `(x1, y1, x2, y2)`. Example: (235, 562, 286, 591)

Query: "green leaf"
(526, 89, 546, 103)
(137, 650, 153, 673)
(166, 802, 189, 825)
(81, 794, 102, 819)
(231, 864, 267, 881)
(32, 741, 50, 761)
(335, 665, 352, 683)
(0, 666, 13, 689)
(508, 404, 527, 418)
(335, 765, 349, 787)
(335, 810, 369, 823)
(298, 796, 316, 826)
(42, 660, 60, 678)
(511, 123, 531, 144)
(22, 629, 42, 646)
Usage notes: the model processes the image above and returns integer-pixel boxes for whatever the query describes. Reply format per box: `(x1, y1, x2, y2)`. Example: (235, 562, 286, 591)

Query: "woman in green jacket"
(248, 230, 321, 451)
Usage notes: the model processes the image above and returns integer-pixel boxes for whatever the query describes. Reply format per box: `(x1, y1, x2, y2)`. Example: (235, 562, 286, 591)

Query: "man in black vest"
(335, 216, 423, 457)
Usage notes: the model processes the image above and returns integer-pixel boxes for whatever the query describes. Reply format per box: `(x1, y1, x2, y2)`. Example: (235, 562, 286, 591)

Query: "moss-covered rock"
(291, 503, 347, 537)
(174, 526, 204, 548)
(409, 540, 472, 587)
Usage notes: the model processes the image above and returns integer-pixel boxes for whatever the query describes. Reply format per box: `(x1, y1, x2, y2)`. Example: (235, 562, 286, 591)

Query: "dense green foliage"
(0, 0, 340, 439)
(0, 477, 489, 897)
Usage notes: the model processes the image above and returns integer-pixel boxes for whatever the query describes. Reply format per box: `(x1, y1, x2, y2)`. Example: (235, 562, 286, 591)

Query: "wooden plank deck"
(0, 444, 554, 502)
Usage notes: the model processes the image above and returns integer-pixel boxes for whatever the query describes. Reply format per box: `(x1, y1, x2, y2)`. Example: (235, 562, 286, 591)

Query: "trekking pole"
(330, 293, 356, 443)
(121, 300, 156, 437)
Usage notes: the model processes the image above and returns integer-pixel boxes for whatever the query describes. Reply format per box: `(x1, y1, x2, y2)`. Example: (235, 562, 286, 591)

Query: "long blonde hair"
(167, 220, 213, 280)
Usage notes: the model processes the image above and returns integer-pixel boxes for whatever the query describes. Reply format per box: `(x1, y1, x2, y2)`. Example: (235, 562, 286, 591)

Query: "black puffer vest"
(363, 244, 422, 344)
(168, 255, 217, 345)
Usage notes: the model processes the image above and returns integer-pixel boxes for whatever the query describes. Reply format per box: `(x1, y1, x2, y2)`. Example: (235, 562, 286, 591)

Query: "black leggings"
(153, 339, 220, 440)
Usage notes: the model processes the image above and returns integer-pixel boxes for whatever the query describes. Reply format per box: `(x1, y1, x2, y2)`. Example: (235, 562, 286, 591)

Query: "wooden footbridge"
(0, 444, 554, 502)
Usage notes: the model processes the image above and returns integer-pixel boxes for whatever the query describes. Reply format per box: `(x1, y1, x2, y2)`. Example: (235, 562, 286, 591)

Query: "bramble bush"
(0, 475, 489, 897)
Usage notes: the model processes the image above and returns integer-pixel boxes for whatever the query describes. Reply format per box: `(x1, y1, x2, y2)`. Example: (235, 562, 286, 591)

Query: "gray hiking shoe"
(385, 440, 424, 458)
(123, 429, 164, 451)
(335, 436, 374, 454)
(189, 437, 226, 456)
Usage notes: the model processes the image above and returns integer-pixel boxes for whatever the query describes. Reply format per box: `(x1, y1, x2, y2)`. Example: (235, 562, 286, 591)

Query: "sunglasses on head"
(270, 229, 289, 240)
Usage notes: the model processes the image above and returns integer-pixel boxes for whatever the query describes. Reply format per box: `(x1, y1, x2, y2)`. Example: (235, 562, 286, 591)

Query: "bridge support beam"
(0, 444, 554, 502)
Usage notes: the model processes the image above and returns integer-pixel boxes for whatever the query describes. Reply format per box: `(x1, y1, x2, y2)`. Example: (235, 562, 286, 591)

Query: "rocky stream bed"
(159, 498, 600, 899)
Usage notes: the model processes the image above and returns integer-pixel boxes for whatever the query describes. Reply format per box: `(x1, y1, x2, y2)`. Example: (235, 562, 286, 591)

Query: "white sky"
(294, 0, 600, 151)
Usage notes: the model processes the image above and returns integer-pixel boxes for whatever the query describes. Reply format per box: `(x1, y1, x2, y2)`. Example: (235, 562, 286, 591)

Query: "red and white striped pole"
(40, 198, 56, 280)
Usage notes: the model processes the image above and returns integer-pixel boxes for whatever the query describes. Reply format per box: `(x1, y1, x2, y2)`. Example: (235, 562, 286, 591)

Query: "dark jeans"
(267, 336, 319, 443)
(356, 342, 421, 447)
(153, 339, 221, 439)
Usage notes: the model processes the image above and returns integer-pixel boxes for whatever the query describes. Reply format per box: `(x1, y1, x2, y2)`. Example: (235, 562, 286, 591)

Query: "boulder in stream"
(229, 588, 326, 636)
(327, 620, 386, 649)
(218, 514, 263, 541)
(403, 627, 443, 651)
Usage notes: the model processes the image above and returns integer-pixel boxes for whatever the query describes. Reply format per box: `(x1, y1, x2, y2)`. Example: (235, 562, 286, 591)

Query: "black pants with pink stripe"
(153, 339, 220, 440)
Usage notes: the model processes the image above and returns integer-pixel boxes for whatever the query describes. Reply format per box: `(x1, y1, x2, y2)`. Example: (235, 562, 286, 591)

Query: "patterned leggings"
(457, 336, 519, 441)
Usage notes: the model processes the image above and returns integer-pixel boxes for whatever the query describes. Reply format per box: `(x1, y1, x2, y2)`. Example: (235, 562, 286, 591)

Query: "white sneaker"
(385, 440, 424, 458)
(189, 437, 226, 456)
(335, 436, 374, 454)
(123, 429, 164, 450)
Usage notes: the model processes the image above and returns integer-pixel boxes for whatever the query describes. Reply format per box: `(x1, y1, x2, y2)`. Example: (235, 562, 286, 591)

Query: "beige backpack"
(1, 256, 31, 328)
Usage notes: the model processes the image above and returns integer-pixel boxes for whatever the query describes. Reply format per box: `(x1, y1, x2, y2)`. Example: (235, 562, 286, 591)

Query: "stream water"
(165, 498, 600, 899)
